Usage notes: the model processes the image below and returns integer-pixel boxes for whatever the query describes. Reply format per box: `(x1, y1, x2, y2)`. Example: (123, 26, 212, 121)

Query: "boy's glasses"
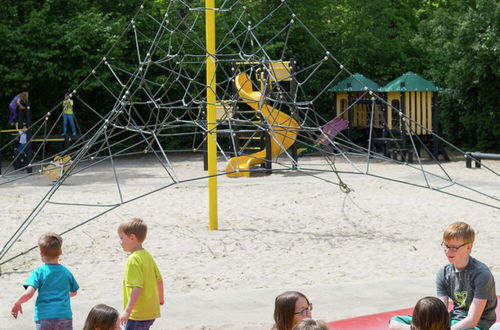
(441, 242, 468, 252)
(294, 303, 313, 316)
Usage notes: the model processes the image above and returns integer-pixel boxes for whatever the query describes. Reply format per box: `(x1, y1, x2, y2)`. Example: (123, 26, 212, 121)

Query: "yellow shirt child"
(118, 218, 164, 329)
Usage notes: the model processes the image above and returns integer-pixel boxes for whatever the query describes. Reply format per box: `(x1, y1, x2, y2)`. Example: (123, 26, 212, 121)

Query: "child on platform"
(10, 232, 79, 330)
(8, 92, 28, 128)
(17, 129, 27, 154)
(117, 218, 164, 330)
(389, 221, 497, 330)
(62, 93, 77, 135)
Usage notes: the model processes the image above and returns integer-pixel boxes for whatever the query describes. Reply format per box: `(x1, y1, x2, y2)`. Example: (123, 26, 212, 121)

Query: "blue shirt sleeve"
(68, 271, 79, 292)
(24, 268, 41, 290)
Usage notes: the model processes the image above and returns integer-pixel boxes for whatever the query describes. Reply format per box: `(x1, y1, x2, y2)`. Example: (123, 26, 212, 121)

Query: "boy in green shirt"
(118, 218, 164, 330)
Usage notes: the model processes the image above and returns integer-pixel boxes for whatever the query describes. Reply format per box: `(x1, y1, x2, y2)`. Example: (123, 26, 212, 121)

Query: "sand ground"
(0, 154, 498, 329)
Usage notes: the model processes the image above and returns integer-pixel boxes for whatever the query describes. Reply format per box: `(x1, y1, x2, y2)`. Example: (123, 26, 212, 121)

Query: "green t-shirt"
(123, 249, 162, 320)
(63, 99, 73, 114)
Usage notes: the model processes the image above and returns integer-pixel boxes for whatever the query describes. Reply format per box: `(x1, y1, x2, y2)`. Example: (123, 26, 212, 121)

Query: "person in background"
(62, 93, 77, 135)
(8, 91, 28, 128)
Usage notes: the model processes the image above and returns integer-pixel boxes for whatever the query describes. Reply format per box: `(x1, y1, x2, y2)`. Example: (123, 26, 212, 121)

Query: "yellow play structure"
(381, 72, 438, 135)
(225, 72, 299, 177)
(331, 73, 383, 129)
(329, 72, 447, 162)
(203, 2, 298, 228)
(331, 72, 440, 134)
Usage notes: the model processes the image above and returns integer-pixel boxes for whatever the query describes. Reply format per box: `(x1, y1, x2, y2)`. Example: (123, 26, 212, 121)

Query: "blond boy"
(390, 222, 497, 330)
(11, 233, 79, 329)
(118, 218, 164, 330)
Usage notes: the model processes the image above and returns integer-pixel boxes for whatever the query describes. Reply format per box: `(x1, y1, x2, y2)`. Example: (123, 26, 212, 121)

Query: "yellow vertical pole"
(206, 0, 218, 230)
(416, 92, 421, 135)
(421, 92, 427, 133)
(427, 92, 433, 134)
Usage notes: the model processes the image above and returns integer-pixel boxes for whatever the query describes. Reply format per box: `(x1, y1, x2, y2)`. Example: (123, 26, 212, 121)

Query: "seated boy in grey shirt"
(390, 222, 497, 330)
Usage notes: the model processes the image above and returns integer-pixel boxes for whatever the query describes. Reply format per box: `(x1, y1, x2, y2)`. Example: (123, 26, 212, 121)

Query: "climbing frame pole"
(205, 0, 218, 230)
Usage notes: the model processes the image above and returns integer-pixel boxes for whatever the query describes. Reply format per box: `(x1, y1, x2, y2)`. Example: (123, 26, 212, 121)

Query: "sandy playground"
(0, 153, 499, 329)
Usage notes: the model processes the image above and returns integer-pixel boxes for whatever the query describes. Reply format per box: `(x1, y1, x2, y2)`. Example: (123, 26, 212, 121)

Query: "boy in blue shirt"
(11, 232, 79, 329)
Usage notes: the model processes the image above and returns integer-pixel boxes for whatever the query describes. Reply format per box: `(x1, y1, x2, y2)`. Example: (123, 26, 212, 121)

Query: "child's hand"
(119, 310, 130, 326)
(11, 303, 22, 319)
(160, 297, 164, 306)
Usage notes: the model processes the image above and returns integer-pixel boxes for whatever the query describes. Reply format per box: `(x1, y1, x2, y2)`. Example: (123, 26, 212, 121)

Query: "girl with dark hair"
(272, 291, 312, 330)
(411, 296, 450, 330)
(83, 304, 121, 330)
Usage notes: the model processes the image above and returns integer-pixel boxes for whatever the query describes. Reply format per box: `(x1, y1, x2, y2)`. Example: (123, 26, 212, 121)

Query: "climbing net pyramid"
(0, 0, 498, 267)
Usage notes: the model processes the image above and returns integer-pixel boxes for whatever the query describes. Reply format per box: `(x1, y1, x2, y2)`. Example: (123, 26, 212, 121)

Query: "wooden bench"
(465, 152, 500, 168)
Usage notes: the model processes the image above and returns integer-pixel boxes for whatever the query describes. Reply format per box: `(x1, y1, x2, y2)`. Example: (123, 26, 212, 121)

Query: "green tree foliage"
(415, 0, 500, 150)
(0, 0, 497, 151)
(0, 0, 132, 130)
(261, 0, 427, 116)
(317, 0, 425, 83)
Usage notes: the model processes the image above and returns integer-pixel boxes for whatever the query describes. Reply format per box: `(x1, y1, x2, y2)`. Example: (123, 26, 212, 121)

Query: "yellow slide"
(226, 73, 299, 177)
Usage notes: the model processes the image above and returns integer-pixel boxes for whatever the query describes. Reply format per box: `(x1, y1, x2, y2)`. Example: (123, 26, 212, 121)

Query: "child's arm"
(438, 295, 449, 307)
(70, 291, 78, 297)
(157, 279, 164, 305)
(16, 98, 25, 109)
(119, 287, 143, 325)
(450, 298, 487, 330)
(11, 286, 36, 319)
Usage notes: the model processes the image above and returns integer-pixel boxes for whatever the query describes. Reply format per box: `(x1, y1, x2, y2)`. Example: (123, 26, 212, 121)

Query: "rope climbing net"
(0, 0, 498, 267)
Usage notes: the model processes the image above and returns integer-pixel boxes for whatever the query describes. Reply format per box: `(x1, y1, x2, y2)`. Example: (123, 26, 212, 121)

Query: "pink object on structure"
(316, 118, 349, 145)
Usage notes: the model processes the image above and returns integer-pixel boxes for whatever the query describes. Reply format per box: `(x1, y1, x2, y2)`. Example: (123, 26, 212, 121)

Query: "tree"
(0, 0, 133, 136)
(414, 0, 500, 150)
